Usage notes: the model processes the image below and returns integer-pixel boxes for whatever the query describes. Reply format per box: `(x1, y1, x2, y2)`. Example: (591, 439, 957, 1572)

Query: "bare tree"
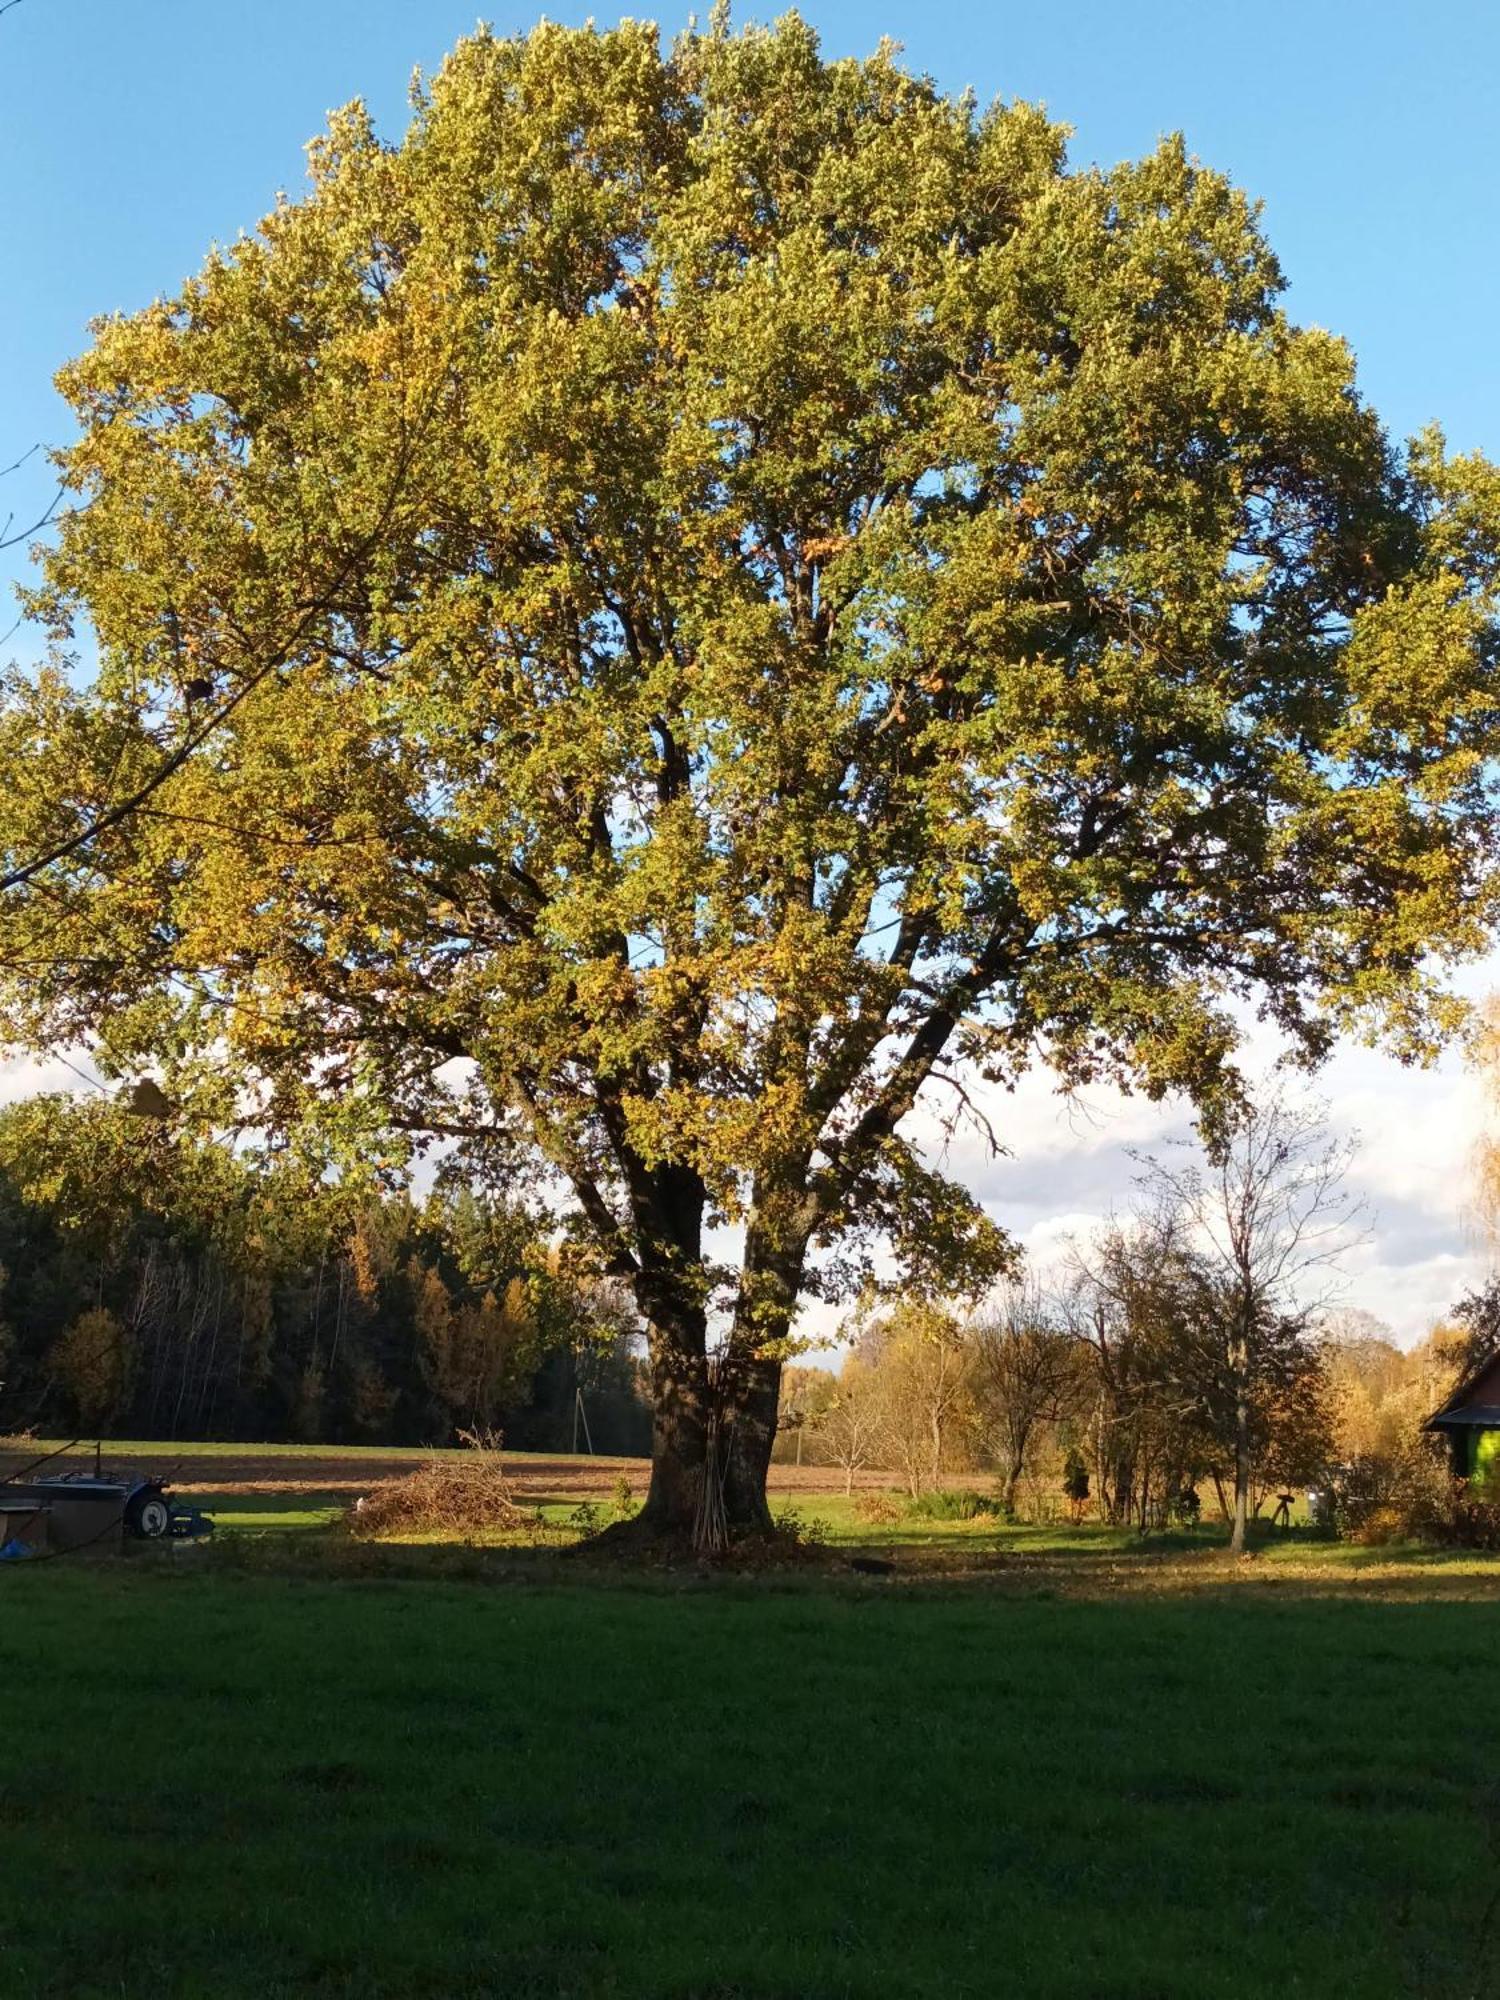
(812, 1358, 884, 1497)
(1064, 1210, 1201, 1530)
(1140, 1092, 1359, 1554)
(858, 1303, 974, 1497)
(970, 1284, 1082, 1516)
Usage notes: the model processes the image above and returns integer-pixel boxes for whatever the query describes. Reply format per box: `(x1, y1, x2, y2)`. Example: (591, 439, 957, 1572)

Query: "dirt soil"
(0, 1444, 889, 1502)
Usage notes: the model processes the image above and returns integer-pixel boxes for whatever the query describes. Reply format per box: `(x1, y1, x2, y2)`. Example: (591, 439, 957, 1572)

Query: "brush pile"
(349, 1446, 535, 1540)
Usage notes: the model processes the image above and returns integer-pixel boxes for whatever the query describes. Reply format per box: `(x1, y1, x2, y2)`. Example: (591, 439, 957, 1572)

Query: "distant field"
(0, 1436, 638, 1495)
(0, 1436, 891, 1503)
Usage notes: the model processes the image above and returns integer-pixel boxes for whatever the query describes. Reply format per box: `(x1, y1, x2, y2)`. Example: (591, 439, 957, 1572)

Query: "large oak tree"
(4, 15, 1500, 1538)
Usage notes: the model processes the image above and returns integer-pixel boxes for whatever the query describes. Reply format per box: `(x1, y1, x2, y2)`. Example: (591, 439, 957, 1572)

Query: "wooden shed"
(1423, 1352, 1500, 1482)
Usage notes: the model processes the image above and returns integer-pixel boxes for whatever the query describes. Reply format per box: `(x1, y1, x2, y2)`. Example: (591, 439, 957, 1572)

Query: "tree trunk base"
(568, 1507, 808, 1568)
(565, 1512, 696, 1563)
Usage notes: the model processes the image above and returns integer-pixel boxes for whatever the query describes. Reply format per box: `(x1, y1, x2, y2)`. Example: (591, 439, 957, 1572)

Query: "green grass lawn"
(194, 1489, 582, 1537)
(190, 1488, 351, 1532)
(4, 1540, 1500, 1998)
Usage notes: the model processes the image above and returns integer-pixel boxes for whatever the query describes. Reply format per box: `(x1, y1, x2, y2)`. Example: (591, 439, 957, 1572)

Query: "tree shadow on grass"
(177, 1505, 1500, 1607)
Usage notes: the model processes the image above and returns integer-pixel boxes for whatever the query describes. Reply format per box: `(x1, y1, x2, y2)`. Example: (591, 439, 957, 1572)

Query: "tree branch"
(1, 384, 438, 895)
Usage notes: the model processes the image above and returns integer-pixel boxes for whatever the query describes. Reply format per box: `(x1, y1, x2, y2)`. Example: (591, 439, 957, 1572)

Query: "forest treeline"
(0, 1095, 651, 1450)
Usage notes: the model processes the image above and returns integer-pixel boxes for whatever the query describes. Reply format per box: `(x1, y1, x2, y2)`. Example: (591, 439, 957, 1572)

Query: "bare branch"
(0, 484, 62, 551)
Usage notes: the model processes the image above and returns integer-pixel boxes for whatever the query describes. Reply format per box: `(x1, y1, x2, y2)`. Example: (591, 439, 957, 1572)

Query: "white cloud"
(0, 1052, 101, 1105)
(901, 1015, 1498, 1346)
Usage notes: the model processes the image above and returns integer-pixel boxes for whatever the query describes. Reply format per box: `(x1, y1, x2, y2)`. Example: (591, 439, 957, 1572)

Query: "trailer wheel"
(126, 1492, 171, 1539)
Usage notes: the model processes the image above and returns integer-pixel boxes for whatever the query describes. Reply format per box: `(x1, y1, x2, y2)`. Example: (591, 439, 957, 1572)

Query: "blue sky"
(5, 0, 1498, 590)
(2, 0, 1498, 1334)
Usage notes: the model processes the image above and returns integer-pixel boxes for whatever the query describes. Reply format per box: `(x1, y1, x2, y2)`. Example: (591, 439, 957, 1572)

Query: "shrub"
(1442, 1486, 1500, 1550)
(349, 1447, 533, 1540)
(772, 1503, 829, 1548)
(853, 1492, 902, 1526)
(611, 1474, 636, 1520)
(1348, 1504, 1408, 1547)
(1168, 1483, 1202, 1528)
(906, 1489, 1001, 1522)
(568, 1499, 601, 1538)
(1331, 1442, 1448, 1542)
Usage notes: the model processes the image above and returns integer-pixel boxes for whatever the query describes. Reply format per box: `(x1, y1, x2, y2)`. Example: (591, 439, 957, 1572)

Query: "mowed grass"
(4, 1552, 1500, 1999)
(192, 1489, 351, 1532)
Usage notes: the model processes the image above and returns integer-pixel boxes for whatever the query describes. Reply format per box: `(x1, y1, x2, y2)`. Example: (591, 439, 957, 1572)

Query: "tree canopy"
(4, 13, 1500, 1533)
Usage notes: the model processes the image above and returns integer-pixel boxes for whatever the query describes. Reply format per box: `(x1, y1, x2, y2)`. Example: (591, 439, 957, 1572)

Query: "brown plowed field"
(0, 1442, 889, 1501)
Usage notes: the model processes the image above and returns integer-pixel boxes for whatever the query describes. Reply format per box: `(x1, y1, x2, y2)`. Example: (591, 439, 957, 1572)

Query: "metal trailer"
(0, 1451, 213, 1559)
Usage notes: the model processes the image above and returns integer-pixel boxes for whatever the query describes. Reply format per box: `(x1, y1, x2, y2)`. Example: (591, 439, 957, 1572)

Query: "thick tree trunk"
(616, 1168, 811, 1549)
(720, 1351, 779, 1536)
(632, 1325, 781, 1543)
(714, 1192, 812, 1539)
(638, 1319, 712, 1537)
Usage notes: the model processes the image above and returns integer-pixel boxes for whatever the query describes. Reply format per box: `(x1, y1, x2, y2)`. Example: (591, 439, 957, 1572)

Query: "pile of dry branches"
(349, 1443, 535, 1540)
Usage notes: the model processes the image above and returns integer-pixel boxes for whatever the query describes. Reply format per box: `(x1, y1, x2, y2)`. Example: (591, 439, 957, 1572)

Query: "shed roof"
(1422, 1351, 1500, 1433)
